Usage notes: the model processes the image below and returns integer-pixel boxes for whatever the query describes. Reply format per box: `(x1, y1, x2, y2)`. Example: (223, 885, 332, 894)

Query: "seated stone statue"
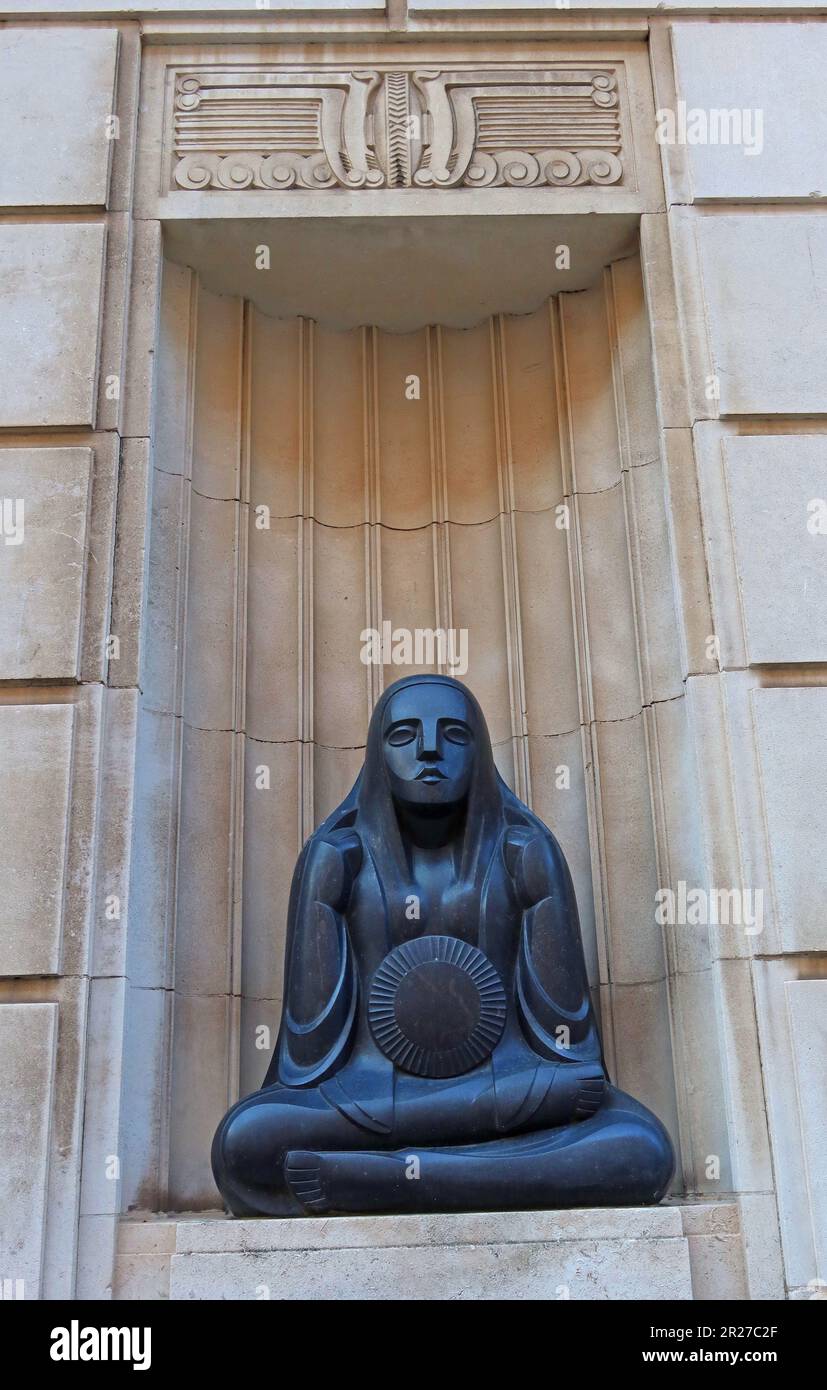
(212, 674, 674, 1216)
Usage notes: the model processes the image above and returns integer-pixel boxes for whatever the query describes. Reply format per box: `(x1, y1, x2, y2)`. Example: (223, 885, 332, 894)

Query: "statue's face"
(382, 684, 475, 809)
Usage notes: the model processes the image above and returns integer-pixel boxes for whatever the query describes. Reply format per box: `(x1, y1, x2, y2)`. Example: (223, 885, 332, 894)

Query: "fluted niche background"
(123, 246, 723, 1212)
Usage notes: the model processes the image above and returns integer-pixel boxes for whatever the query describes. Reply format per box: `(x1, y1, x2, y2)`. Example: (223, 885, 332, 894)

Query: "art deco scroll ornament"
(212, 675, 674, 1216)
(173, 67, 624, 192)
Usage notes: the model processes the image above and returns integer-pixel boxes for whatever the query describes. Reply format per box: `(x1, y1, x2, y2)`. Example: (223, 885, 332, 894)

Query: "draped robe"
(263, 675, 604, 1137)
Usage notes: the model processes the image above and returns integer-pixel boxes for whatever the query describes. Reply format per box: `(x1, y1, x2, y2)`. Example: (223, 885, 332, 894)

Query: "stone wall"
(649, 14, 827, 1300)
(0, 1, 824, 1301)
(0, 16, 145, 1299)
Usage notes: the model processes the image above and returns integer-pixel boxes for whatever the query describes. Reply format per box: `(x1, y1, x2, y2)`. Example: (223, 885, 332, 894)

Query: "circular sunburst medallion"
(368, 936, 507, 1078)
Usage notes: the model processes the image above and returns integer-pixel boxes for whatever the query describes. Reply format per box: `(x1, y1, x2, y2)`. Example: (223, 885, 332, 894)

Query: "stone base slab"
(114, 1203, 746, 1300)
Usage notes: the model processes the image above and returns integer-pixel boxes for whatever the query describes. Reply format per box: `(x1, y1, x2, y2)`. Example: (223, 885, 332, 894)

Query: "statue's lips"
(416, 768, 447, 783)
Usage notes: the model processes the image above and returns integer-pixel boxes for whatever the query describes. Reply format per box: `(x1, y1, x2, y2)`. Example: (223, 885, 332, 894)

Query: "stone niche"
(121, 40, 723, 1220)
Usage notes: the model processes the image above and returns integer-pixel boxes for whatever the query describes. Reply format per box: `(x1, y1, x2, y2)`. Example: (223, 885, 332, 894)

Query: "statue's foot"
(283, 1151, 329, 1213)
(493, 1059, 606, 1130)
(286, 1148, 413, 1215)
(572, 1068, 606, 1119)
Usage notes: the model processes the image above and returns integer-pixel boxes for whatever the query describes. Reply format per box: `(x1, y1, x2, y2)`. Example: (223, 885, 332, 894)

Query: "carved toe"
(285, 1150, 329, 1213)
(574, 1070, 608, 1120)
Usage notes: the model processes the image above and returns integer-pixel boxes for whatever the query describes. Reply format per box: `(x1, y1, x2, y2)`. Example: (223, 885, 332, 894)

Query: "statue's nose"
(418, 719, 442, 759)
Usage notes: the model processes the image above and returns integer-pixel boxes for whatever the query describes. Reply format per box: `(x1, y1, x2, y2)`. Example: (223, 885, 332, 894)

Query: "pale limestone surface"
(28, 690, 106, 1300)
(0, 27, 118, 206)
(695, 214, 827, 415)
(724, 435, 827, 663)
(753, 687, 827, 954)
(738, 1192, 786, 1301)
(108, 438, 151, 690)
(169, 1241, 690, 1300)
(79, 433, 119, 684)
(0, 223, 106, 428)
(715, 670, 782, 957)
(176, 1206, 684, 1251)
(111, 1206, 750, 1301)
(412, 0, 827, 7)
(161, 1209, 691, 1301)
(116, 1206, 747, 1301)
(0, 448, 91, 680)
(692, 422, 753, 672)
(0, 1003, 57, 1300)
(678, 1203, 749, 1301)
(0, 705, 74, 976)
(7, 0, 827, 10)
(162, 215, 643, 333)
(714, 957, 774, 1191)
(753, 959, 821, 1290)
(671, 23, 827, 200)
(786, 981, 827, 1281)
(75, 1213, 120, 1302)
(602, 977, 680, 1166)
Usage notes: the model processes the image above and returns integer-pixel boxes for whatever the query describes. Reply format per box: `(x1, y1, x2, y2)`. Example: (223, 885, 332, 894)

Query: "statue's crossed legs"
(212, 1061, 674, 1216)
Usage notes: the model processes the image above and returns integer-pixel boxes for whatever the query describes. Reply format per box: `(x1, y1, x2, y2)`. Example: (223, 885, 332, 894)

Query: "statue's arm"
(504, 825, 603, 1065)
(269, 829, 362, 1088)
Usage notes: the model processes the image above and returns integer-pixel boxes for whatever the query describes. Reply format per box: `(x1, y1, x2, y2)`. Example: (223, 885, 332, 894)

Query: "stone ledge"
(114, 1203, 744, 1300)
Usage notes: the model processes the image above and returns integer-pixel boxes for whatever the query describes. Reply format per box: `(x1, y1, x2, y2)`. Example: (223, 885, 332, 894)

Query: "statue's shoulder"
(501, 812, 570, 905)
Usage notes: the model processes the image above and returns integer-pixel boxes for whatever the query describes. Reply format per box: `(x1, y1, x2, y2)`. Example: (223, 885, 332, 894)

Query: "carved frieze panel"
(170, 65, 625, 191)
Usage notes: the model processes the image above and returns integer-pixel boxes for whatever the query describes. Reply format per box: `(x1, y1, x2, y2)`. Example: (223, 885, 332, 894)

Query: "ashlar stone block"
(0, 1003, 58, 1300)
(786, 980, 827, 1281)
(695, 214, 827, 416)
(0, 704, 74, 976)
(671, 23, 827, 202)
(0, 447, 91, 680)
(168, 1211, 693, 1301)
(0, 222, 106, 428)
(753, 687, 827, 953)
(0, 27, 119, 207)
(724, 435, 827, 664)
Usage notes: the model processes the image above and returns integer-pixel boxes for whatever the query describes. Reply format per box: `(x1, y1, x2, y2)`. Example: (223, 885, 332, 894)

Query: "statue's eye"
(443, 722, 471, 746)
(387, 724, 418, 746)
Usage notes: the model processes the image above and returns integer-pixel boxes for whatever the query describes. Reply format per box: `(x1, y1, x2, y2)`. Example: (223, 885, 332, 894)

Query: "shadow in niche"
(162, 212, 639, 331)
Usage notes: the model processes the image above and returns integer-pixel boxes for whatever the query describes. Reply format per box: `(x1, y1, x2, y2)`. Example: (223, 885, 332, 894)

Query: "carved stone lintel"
(170, 66, 625, 192)
(173, 71, 384, 190)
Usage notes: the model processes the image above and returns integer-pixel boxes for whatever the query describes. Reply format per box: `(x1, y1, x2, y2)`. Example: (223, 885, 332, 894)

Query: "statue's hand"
(277, 832, 361, 1088)
(503, 824, 602, 1066)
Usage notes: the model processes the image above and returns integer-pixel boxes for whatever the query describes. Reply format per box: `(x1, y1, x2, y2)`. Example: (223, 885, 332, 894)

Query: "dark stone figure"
(212, 675, 674, 1216)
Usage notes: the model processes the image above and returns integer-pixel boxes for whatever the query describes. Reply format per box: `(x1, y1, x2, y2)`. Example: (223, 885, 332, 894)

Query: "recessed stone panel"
(0, 705, 74, 976)
(0, 27, 118, 207)
(0, 223, 106, 428)
(695, 214, 827, 416)
(671, 23, 827, 201)
(724, 435, 827, 664)
(0, 448, 91, 680)
(0, 1002, 57, 1300)
(753, 687, 827, 953)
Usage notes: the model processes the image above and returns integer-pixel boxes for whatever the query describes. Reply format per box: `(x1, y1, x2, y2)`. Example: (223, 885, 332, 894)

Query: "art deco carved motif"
(171, 66, 624, 191)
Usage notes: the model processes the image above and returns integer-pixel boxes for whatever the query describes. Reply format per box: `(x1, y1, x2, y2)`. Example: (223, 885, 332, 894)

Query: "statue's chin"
(392, 786, 467, 815)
